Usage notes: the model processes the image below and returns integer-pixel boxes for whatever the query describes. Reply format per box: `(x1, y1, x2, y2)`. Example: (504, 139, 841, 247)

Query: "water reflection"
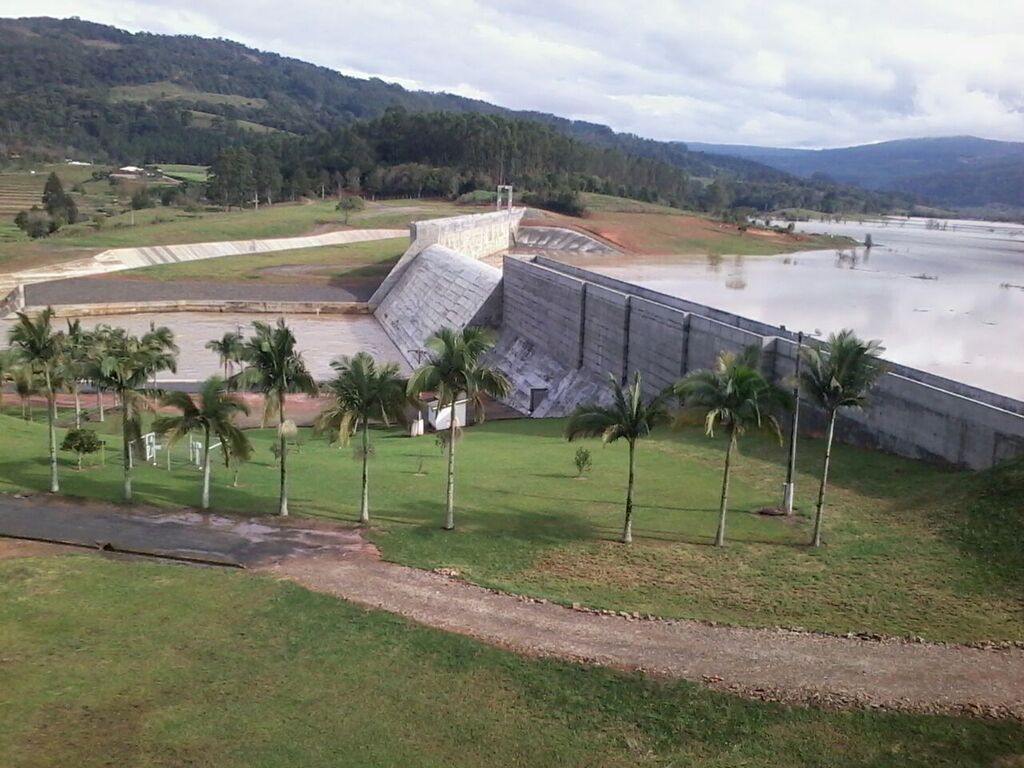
(594, 217, 1024, 400)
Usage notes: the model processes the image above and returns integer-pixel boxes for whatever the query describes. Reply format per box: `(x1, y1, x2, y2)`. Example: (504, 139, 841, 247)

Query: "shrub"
(522, 188, 588, 217)
(574, 447, 593, 477)
(61, 428, 102, 468)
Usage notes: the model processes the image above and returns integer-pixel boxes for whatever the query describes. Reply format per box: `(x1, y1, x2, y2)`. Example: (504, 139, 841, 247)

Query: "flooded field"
(592, 217, 1024, 400)
(0, 312, 410, 382)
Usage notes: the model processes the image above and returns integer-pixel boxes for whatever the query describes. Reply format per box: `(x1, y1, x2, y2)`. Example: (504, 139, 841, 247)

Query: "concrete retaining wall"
(40, 300, 370, 318)
(369, 208, 524, 307)
(497, 256, 1024, 469)
(375, 244, 503, 367)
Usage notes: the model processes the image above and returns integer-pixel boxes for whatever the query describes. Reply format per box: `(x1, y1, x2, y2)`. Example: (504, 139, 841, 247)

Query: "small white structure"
(119, 165, 145, 174)
(426, 398, 468, 431)
(128, 432, 160, 468)
(189, 439, 221, 467)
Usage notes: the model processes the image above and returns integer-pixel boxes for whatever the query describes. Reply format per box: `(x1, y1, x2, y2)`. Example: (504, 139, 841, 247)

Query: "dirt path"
(267, 553, 1024, 719)
(3, 491, 1021, 719)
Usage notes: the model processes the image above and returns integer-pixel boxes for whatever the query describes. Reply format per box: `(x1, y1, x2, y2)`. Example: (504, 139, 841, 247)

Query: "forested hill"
(688, 137, 1024, 210)
(0, 16, 909, 213)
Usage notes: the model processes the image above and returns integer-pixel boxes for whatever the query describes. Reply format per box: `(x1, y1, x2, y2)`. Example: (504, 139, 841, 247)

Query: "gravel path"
(3, 492, 1021, 719)
(267, 553, 1024, 719)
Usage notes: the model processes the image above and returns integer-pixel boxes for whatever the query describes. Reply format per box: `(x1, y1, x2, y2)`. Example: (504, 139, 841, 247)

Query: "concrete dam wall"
(494, 256, 1024, 470)
(375, 245, 503, 368)
(369, 208, 523, 308)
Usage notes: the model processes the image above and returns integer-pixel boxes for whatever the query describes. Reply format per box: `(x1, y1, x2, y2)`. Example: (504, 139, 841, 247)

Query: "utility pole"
(782, 331, 803, 515)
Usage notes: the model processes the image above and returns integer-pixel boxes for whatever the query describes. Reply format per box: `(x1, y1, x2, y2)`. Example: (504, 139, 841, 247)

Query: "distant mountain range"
(687, 137, 1024, 209)
(0, 16, 1018, 215)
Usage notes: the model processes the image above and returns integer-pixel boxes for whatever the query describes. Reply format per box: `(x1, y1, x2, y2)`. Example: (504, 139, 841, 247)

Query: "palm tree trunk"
(201, 426, 212, 510)
(715, 430, 736, 547)
(622, 439, 636, 544)
(74, 387, 81, 429)
(444, 401, 457, 530)
(811, 409, 838, 547)
(359, 418, 370, 524)
(122, 400, 132, 502)
(278, 393, 288, 517)
(97, 390, 105, 422)
(45, 372, 59, 493)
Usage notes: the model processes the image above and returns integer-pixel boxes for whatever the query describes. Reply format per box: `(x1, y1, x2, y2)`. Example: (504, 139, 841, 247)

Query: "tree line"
(5, 308, 885, 549)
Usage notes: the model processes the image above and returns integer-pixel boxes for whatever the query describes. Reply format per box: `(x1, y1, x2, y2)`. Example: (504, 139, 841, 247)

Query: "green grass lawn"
(1, 412, 1021, 643)
(124, 237, 407, 284)
(157, 164, 209, 183)
(581, 192, 687, 215)
(2, 556, 1021, 767)
(0, 198, 457, 273)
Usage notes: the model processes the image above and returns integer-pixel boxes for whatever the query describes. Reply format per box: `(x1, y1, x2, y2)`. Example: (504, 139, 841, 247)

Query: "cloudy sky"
(7, 0, 1024, 148)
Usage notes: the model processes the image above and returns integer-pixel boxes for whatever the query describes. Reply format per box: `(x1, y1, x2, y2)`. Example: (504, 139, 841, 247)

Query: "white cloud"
(5, 0, 1024, 147)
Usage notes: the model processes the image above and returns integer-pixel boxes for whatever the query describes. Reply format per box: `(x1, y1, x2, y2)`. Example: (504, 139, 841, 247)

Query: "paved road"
(0, 495, 366, 566)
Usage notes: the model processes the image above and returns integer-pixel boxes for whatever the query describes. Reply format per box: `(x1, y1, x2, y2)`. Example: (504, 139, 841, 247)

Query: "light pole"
(782, 331, 803, 515)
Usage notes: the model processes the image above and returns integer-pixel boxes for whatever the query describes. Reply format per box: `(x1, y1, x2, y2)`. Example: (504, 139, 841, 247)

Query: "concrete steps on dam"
(513, 226, 618, 255)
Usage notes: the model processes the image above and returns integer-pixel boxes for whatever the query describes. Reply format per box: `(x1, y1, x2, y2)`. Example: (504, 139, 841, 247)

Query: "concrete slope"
(374, 244, 503, 367)
(0, 228, 407, 300)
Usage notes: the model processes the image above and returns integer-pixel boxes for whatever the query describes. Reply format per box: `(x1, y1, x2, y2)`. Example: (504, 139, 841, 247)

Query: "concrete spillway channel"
(0, 228, 408, 308)
(514, 226, 618, 255)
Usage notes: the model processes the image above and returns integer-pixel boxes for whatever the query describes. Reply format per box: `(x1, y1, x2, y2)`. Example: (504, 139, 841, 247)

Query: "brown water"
(0, 312, 410, 382)
(594, 217, 1024, 400)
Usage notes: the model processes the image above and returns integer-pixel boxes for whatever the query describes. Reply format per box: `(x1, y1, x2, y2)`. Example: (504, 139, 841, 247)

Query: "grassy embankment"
(125, 237, 408, 286)
(0, 196, 460, 274)
(3, 554, 1022, 767)
(521, 194, 859, 258)
(0, 412, 1020, 644)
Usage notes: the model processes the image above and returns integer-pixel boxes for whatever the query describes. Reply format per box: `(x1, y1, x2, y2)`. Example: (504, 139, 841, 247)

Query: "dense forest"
(0, 16, 911, 214)
(199, 110, 907, 214)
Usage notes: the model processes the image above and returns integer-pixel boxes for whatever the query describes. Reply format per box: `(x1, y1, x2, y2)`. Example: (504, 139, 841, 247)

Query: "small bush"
(61, 428, 101, 468)
(574, 447, 592, 477)
(522, 188, 588, 217)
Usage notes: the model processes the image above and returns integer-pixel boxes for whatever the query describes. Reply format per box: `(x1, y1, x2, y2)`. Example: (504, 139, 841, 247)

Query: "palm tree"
(206, 331, 244, 379)
(153, 376, 251, 510)
(675, 348, 789, 546)
(800, 329, 885, 547)
(0, 348, 16, 409)
(315, 352, 407, 524)
(89, 327, 178, 501)
(12, 363, 40, 421)
(61, 319, 90, 429)
(232, 319, 317, 517)
(406, 327, 510, 531)
(565, 371, 671, 544)
(8, 307, 64, 493)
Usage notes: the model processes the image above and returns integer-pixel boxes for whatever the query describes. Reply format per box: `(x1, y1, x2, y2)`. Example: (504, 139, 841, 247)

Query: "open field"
(111, 80, 269, 109)
(0, 412, 1020, 643)
(530, 207, 854, 257)
(580, 192, 689, 214)
(2, 555, 1021, 767)
(123, 237, 407, 285)
(0, 199, 459, 274)
(156, 163, 209, 183)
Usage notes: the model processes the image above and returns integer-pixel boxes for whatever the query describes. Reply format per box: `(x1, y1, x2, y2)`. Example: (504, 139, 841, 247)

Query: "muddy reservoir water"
(593, 217, 1024, 400)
